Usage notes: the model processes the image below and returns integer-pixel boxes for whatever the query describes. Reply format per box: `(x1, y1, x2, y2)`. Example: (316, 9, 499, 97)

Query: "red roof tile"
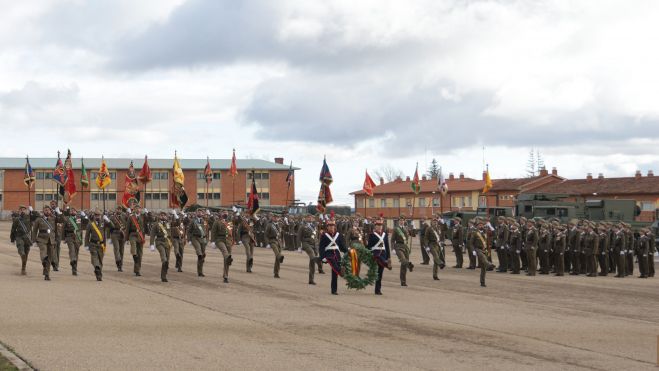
(351, 178, 484, 195)
(491, 175, 564, 192)
(528, 176, 659, 196)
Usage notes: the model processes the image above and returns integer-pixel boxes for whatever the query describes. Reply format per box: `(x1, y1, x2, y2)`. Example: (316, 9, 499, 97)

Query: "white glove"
(486, 222, 495, 231)
(126, 208, 131, 214)
(206, 209, 211, 215)
(55, 207, 62, 215)
(103, 215, 110, 223)
(472, 250, 477, 256)
(143, 208, 149, 213)
(238, 241, 242, 245)
(322, 257, 327, 263)
(80, 211, 86, 217)
(266, 244, 271, 249)
(28, 206, 33, 212)
(425, 247, 430, 253)
(150, 245, 155, 252)
(297, 248, 302, 253)
(85, 246, 90, 251)
(211, 242, 216, 249)
(109, 239, 113, 246)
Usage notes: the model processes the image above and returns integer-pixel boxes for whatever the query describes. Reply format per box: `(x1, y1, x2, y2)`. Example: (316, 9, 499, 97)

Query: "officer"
(392, 216, 414, 286)
(10, 205, 35, 275)
(188, 208, 209, 277)
(149, 211, 173, 282)
(297, 214, 321, 285)
(127, 204, 147, 277)
(451, 217, 465, 269)
(211, 212, 233, 283)
(319, 218, 348, 295)
(85, 210, 106, 281)
(32, 205, 57, 281)
(265, 214, 285, 278)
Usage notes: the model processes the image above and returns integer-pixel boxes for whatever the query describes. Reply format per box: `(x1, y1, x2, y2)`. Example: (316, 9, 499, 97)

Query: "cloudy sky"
(1, 0, 659, 205)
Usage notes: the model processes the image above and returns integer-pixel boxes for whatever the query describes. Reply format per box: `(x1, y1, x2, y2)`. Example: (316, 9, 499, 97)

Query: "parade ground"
(0, 221, 657, 371)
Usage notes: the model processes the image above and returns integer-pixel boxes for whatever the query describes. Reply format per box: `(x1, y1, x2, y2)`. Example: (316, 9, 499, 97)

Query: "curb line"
(0, 341, 34, 371)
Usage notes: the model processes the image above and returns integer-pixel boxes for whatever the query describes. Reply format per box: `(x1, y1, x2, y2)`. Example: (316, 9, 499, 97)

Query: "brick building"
(525, 170, 659, 222)
(0, 157, 297, 212)
(352, 167, 658, 222)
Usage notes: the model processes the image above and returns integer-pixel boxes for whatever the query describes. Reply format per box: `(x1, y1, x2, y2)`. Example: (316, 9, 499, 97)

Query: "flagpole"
(26, 156, 31, 208)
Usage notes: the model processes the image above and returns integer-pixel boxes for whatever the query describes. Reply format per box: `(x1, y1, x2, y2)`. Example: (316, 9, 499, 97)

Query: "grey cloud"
(0, 81, 79, 110)
(243, 70, 659, 157)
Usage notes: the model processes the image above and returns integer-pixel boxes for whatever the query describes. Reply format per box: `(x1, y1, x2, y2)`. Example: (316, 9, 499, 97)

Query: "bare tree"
(374, 165, 404, 182)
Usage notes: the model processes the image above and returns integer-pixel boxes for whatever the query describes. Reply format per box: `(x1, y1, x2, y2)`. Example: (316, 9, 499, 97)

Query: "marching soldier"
(465, 219, 477, 269)
(211, 212, 233, 283)
(49, 200, 63, 272)
(472, 219, 494, 287)
(367, 218, 391, 295)
(392, 216, 414, 286)
(418, 217, 430, 265)
(85, 210, 106, 281)
(127, 204, 147, 277)
(319, 218, 348, 295)
(10, 205, 35, 275)
(32, 205, 57, 281)
(188, 208, 209, 277)
(170, 209, 186, 272)
(62, 207, 84, 276)
(297, 214, 321, 285)
(149, 211, 173, 282)
(451, 217, 464, 269)
(424, 218, 445, 281)
(646, 227, 656, 277)
(239, 217, 256, 273)
(524, 220, 539, 276)
(107, 206, 127, 272)
(265, 214, 285, 278)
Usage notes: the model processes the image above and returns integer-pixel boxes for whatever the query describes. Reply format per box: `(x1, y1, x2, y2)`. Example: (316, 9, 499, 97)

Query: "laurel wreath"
(340, 242, 379, 290)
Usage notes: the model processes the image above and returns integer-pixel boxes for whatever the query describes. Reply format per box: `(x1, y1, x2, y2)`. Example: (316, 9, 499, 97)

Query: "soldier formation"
(8, 203, 657, 293)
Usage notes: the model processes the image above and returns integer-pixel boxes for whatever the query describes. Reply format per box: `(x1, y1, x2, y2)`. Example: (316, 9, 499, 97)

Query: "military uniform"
(451, 219, 464, 268)
(239, 218, 256, 273)
(297, 219, 321, 284)
(10, 207, 35, 275)
(597, 226, 610, 276)
(647, 229, 656, 277)
(637, 230, 650, 278)
(624, 227, 634, 276)
(319, 223, 347, 295)
(538, 226, 551, 274)
(32, 208, 57, 280)
(62, 208, 84, 275)
(465, 221, 477, 269)
(107, 210, 127, 272)
(170, 214, 186, 272)
(553, 227, 566, 276)
(148, 215, 172, 282)
(472, 225, 493, 287)
(424, 222, 445, 280)
(612, 227, 626, 277)
(568, 224, 581, 275)
(127, 209, 147, 276)
(265, 218, 285, 278)
(392, 220, 413, 286)
(188, 214, 209, 277)
(85, 214, 106, 281)
(366, 222, 391, 295)
(418, 219, 430, 264)
(524, 224, 539, 276)
(211, 216, 233, 282)
(495, 219, 509, 272)
(508, 224, 522, 274)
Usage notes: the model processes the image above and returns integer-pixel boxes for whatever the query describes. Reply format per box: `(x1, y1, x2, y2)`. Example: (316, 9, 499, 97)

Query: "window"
(380, 199, 387, 208)
(524, 205, 533, 213)
(261, 173, 269, 180)
(45, 173, 53, 179)
(37, 172, 45, 180)
(368, 199, 375, 208)
(198, 193, 205, 200)
(557, 208, 568, 217)
(197, 173, 205, 180)
(36, 194, 44, 201)
(45, 194, 53, 201)
(432, 198, 439, 207)
(641, 201, 656, 211)
(261, 192, 270, 200)
(160, 193, 168, 200)
(152, 193, 160, 200)
(393, 198, 400, 208)
(110, 172, 116, 180)
(213, 173, 221, 180)
(213, 193, 221, 200)
(419, 198, 426, 207)
(108, 193, 117, 201)
(546, 208, 556, 216)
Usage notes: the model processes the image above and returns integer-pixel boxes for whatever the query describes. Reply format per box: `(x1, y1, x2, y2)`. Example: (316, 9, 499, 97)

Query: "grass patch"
(0, 352, 18, 371)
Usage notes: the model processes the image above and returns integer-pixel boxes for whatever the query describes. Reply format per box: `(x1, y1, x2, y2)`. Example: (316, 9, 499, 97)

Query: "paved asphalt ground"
(0, 221, 657, 370)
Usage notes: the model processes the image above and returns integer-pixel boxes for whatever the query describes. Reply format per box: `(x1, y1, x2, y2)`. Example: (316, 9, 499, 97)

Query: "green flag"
(80, 158, 89, 188)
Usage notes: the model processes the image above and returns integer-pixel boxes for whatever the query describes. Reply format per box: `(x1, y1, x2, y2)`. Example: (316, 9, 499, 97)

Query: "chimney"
(405, 176, 411, 181)
(539, 166, 548, 177)
(422, 175, 427, 181)
(551, 167, 557, 176)
(648, 170, 654, 177)
(395, 176, 402, 183)
(635, 170, 642, 179)
(274, 157, 284, 164)
(379, 177, 384, 185)
(459, 172, 464, 180)
(586, 173, 593, 181)
(449, 173, 455, 180)
(482, 170, 487, 181)
(597, 173, 604, 179)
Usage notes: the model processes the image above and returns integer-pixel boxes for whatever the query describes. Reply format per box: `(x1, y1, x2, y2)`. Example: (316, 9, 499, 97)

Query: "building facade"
(352, 167, 658, 222)
(0, 157, 296, 212)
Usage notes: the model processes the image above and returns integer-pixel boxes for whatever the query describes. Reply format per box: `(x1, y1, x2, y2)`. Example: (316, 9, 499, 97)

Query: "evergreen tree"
(526, 148, 536, 177)
(426, 158, 440, 179)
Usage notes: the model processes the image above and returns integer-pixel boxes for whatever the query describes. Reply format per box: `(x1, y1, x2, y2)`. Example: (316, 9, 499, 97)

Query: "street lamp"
(432, 191, 436, 216)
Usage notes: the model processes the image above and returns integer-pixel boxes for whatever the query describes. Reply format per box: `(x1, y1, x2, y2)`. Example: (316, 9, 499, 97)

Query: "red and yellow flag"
(363, 169, 376, 197)
(230, 149, 238, 178)
(482, 167, 492, 193)
(96, 157, 111, 189)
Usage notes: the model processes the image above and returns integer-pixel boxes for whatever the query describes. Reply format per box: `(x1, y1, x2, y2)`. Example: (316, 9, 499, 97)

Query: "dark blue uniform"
(319, 231, 347, 294)
(367, 231, 390, 295)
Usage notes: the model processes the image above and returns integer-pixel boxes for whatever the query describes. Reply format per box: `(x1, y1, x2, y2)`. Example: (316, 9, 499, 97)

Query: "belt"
(39, 230, 49, 233)
(326, 246, 339, 250)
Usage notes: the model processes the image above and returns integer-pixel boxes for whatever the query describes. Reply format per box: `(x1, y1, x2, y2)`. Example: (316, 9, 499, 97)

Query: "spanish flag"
(96, 157, 111, 190)
(482, 166, 492, 193)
